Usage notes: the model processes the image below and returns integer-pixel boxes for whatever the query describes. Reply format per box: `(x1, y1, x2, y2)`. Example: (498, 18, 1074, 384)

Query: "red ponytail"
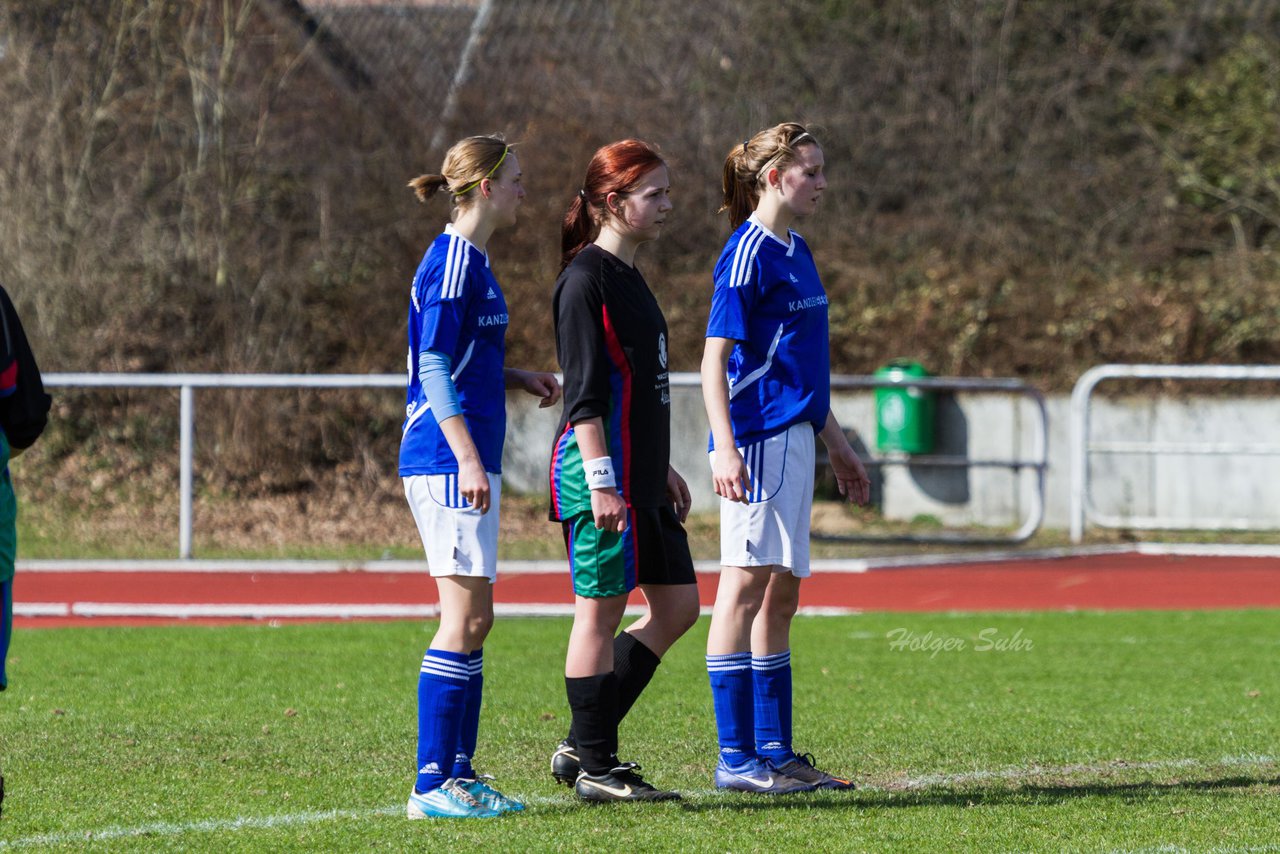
(560, 139, 666, 272)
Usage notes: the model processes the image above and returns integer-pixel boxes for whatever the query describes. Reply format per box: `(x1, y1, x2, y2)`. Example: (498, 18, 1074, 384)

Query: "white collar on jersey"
(444, 223, 491, 268)
(748, 213, 796, 256)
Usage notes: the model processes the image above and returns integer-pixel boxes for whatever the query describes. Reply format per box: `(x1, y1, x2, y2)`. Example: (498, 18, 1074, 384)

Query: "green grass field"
(2, 611, 1277, 852)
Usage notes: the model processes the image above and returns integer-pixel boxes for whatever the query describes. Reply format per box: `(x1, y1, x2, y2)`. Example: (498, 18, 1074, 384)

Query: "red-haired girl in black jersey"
(546, 140, 699, 803)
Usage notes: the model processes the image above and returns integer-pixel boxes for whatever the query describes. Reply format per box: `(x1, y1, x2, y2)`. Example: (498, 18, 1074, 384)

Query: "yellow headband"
(455, 146, 509, 197)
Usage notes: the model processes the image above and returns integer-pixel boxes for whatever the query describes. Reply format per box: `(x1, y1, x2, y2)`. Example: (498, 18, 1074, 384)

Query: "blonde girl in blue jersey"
(701, 123, 871, 794)
(401, 135, 560, 819)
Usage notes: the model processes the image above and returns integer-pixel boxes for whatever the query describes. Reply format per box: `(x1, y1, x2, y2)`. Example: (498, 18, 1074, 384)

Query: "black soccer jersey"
(548, 245, 672, 520)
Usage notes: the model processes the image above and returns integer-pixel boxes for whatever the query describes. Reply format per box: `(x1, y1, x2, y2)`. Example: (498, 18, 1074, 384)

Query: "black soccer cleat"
(574, 762, 681, 803)
(550, 739, 581, 787)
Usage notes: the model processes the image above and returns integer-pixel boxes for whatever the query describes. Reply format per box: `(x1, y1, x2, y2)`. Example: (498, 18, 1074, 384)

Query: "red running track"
(13, 553, 1280, 627)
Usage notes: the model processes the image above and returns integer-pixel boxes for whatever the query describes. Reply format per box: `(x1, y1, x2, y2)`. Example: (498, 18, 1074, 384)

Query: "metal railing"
(821, 374, 1049, 544)
(1069, 364, 1280, 543)
(45, 373, 405, 559)
(44, 371, 1049, 557)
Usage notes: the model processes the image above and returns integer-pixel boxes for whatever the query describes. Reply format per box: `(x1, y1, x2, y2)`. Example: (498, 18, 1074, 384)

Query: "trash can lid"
(875, 359, 930, 377)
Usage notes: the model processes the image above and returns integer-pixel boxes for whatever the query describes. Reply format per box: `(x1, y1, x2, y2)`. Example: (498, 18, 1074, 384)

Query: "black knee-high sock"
(566, 632, 660, 747)
(565, 672, 619, 775)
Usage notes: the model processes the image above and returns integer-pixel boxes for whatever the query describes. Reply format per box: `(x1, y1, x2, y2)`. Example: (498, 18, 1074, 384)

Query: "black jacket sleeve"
(553, 266, 612, 425)
(0, 285, 51, 449)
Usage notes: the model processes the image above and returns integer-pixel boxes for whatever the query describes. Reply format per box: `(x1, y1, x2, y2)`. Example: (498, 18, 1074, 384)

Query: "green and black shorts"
(561, 505, 696, 598)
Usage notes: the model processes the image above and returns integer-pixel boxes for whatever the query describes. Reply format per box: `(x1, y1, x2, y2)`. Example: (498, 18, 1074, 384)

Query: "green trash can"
(874, 359, 935, 454)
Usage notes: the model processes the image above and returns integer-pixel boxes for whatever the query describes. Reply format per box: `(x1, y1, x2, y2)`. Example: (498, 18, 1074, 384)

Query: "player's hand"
(458, 458, 491, 514)
(829, 444, 871, 506)
(519, 370, 562, 408)
(712, 447, 752, 504)
(667, 465, 691, 523)
(591, 487, 628, 533)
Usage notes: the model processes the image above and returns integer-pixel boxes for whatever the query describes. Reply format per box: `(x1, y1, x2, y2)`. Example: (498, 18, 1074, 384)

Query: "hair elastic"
(455, 146, 509, 197)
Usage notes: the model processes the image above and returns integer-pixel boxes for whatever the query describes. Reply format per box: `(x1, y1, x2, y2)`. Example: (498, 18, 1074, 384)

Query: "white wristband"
(583, 456, 616, 490)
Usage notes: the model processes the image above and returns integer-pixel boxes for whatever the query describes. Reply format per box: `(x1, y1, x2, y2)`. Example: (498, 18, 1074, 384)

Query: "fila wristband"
(584, 456, 616, 490)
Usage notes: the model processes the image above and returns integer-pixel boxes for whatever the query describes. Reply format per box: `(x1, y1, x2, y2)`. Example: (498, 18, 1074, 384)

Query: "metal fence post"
(179, 384, 194, 560)
(1068, 366, 1102, 544)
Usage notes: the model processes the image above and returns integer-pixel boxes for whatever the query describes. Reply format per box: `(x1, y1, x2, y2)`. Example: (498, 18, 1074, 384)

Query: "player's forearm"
(502, 367, 533, 389)
(571, 417, 610, 461)
(438, 415, 483, 468)
(819, 409, 855, 454)
(701, 338, 738, 452)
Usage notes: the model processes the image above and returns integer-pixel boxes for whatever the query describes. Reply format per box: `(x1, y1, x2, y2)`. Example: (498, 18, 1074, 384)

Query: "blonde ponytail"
(407, 135, 510, 208)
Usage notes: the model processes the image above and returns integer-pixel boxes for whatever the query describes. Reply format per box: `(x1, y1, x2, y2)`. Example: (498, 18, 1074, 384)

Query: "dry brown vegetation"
(2, 1, 1279, 547)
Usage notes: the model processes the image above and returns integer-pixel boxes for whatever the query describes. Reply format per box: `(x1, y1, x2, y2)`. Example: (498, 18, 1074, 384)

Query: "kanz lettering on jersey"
(788, 295, 828, 312)
(476, 313, 509, 328)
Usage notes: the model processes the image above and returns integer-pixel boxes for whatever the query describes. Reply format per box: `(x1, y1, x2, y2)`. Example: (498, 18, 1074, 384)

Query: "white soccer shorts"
(403, 472, 501, 582)
(714, 422, 815, 577)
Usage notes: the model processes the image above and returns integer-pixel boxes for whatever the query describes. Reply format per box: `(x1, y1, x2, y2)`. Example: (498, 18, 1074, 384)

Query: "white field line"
(876, 753, 1276, 790)
(1134, 542, 1280, 559)
(1, 755, 1273, 850)
(16, 602, 860, 620)
(70, 602, 439, 620)
(17, 543, 1280, 576)
(11, 603, 69, 617)
(14, 545, 1154, 575)
(0, 805, 401, 850)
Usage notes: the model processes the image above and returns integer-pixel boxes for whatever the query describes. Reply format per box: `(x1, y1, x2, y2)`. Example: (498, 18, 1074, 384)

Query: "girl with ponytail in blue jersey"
(400, 135, 560, 820)
(701, 123, 871, 794)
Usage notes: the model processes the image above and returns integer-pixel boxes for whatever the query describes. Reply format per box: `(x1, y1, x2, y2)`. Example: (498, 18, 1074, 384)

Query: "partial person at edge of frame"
(546, 139, 700, 804)
(0, 281, 52, 821)
(399, 135, 561, 820)
(700, 122, 872, 794)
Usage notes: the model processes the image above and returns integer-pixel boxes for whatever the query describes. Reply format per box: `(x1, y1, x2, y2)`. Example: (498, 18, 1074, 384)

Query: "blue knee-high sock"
(451, 649, 483, 779)
(707, 652, 754, 765)
(753, 650, 794, 763)
(415, 648, 470, 793)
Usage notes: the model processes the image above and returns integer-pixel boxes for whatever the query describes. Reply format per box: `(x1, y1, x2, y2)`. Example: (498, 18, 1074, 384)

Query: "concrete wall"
(501, 380, 1280, 532)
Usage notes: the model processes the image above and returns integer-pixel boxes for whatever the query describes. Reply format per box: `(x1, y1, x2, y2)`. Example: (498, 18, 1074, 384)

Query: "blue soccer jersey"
(705, 213, 831, 449)
(399, 225, 509, 476)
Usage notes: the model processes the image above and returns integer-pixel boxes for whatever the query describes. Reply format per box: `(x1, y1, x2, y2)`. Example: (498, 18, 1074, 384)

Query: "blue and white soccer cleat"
(458, 775, 525, 812)
(713, 756, 818, 794)
(767, 752, 857, 790)
(407, 778, 502, 819)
